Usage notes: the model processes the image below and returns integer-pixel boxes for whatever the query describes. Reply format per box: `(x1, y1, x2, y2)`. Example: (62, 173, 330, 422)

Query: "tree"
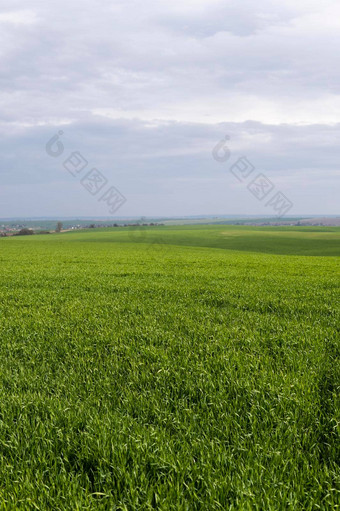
(16, 228, 34, 236)
(56, 222, 63, 233)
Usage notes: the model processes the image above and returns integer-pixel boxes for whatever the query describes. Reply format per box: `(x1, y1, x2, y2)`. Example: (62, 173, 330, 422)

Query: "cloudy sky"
(1, 0, 339, 218)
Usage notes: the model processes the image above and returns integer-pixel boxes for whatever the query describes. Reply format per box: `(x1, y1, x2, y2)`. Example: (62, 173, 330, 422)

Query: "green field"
(0, 225, 339, 509)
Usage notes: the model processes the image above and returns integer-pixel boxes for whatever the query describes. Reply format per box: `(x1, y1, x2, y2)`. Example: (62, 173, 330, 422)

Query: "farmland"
(0, 225, 339, 509)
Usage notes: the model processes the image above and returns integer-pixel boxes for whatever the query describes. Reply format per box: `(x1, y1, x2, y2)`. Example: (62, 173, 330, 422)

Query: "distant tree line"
(86, 222, 164, 228)
(15, 228, 34, 236)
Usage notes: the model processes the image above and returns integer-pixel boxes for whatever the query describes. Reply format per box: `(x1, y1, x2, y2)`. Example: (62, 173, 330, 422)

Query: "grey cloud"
(0, 1, 339, 216)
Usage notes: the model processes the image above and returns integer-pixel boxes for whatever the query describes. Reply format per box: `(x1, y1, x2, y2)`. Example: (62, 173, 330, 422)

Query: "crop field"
(0, 225, 339, 510)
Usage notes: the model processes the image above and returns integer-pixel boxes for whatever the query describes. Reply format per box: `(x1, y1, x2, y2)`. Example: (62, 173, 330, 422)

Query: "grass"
(0, 225, 339, 509)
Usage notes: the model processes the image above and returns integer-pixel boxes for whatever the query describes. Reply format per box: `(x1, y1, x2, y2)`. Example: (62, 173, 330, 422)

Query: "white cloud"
(0, 10, 38, 25)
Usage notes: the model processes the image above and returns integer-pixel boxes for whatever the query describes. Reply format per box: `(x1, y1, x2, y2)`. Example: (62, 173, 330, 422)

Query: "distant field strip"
(55, 225, 340, 256)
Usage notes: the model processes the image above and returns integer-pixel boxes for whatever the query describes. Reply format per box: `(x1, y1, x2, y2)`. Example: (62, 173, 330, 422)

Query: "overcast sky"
(1, 0, 339, 218)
